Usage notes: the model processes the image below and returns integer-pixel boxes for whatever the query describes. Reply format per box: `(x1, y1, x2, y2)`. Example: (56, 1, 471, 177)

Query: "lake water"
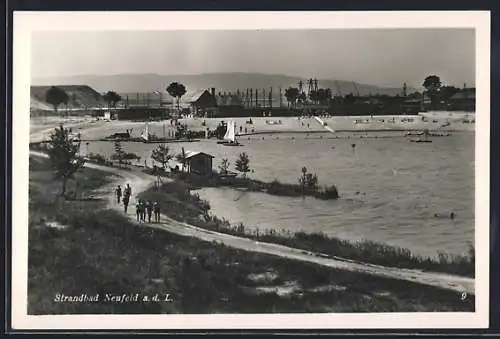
(77, 119, 475, 258)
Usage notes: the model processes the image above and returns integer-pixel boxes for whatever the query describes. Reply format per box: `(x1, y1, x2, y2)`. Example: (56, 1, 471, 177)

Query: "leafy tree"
(306, 173, 319, 190)
(299, 166, 308, 192)
(103, 91, 122, 109)
(284, 87, 299, 108)
(111, 141, 140, 167)
(219, 158, 230, 174)
(297, 92, 307, 105)
(423, 75, 442, 107)
(175, 147, 188, 173)
(45, 86, 69, 113)
(308, 90, 319, 104)
(298, 166, 319, 194)
(46, 125, 86, 196)
(151, 144, 173, 170)
(166, 82, 187, 112)
(235, 152, 251, 179)
(111, 140, 125, 167)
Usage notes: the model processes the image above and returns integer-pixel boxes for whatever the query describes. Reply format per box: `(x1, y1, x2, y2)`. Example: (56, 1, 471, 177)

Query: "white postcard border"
(12, 10, 490, 330)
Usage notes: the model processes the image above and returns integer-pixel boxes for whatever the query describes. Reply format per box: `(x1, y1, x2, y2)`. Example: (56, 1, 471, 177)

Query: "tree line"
(43, 82, 188, 115)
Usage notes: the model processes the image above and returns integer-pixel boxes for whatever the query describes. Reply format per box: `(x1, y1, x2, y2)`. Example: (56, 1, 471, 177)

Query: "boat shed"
(184, 151, 215, 176)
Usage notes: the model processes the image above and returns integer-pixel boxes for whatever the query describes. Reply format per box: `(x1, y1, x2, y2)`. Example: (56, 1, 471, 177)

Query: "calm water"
(79, 121, 475, 258)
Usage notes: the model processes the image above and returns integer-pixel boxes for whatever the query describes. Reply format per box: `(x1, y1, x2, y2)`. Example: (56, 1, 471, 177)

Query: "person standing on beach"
(146, 200, 153, 223)
(115, 185, 122, 204)
(125, 184, 132, 198)
(153, 201, 160, 223)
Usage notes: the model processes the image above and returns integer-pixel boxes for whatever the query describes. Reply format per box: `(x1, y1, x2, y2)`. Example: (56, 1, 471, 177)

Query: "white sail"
(223, 121, 236, 142)
(141, 122, 149, 141)
(314, 116, 335, 133)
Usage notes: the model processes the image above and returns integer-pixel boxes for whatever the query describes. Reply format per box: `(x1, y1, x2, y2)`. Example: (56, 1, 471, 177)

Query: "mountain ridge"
(32, 72, 416, 96)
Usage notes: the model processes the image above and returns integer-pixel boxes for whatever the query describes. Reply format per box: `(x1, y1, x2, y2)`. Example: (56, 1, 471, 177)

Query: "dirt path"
(29, 150, 475, 295)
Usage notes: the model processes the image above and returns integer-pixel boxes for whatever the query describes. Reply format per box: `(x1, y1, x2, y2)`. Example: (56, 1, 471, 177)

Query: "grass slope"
(28, 156, 474, 314)
(138, 181, 474, 277)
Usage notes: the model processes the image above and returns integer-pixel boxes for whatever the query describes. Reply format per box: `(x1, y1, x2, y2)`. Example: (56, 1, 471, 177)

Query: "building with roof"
(184, 151, 215, 176)
(183, 88, 218, 117)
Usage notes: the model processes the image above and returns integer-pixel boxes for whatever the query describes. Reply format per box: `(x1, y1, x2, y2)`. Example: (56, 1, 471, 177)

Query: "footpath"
(29, 150, 475, 295)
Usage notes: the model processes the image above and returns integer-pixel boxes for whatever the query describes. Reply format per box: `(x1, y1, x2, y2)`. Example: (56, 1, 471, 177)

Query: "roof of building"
(185, 151, 215, 159)
(183, 90, 211, 103)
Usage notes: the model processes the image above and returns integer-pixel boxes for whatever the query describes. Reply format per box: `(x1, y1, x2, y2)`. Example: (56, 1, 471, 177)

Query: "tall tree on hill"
(166, 82, 187, 112)
(45, 86, 69, 114)
(423, 75, 442, 108)
(284, 87, 299, 108)
(46, 125, 86, 197)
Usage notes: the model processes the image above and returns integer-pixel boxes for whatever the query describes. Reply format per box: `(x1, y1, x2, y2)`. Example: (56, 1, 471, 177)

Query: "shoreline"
(138, 180, 474, 280)
(29, 150, 475, 295)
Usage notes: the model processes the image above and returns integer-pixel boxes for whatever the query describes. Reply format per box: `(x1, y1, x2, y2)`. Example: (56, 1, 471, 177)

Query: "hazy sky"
(31, 29, 475, 88)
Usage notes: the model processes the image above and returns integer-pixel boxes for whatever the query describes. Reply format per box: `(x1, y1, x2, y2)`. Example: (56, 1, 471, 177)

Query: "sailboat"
(409, 129, 432, 143)
(218, 121, 243, 146)
(140, 122, 150, 142)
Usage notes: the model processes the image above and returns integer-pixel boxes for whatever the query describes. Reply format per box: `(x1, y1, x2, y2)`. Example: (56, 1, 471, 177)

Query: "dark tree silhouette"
(298, 166, 319, 195)
(45, 86, 69, 113)
(284, 87, 299, 108)
(166, 82, 187, 112)
(423, 75, 442, 108)
(103, 91, 122, 109)
(46, 125, 86, 196)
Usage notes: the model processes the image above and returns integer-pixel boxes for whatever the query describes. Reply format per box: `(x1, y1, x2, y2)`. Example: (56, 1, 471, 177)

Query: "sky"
(31, 29, 475, 88)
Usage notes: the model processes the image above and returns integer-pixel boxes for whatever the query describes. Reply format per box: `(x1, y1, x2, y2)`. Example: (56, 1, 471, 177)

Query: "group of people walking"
(115, 184, 132, 213)
(115, 184, 161, 224)
(135, 200, 161, 223)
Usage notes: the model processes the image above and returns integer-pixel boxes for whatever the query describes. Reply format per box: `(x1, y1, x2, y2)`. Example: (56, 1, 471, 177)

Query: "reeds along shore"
(28, 155, 474, 313)
(138, 181, 475, 278)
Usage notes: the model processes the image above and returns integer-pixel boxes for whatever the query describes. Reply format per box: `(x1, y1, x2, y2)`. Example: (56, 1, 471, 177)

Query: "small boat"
(409, 129, 432, 143)
(265, 119, 282, 125)
(405, 131, 424, 136)
(219, 121, 243, 146)
(409, 139, 432, 143)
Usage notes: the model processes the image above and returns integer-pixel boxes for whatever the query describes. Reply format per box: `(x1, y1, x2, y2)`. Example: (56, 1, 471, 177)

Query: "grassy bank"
(144, 168, 339, 200)
(28, 156, 473, 313)
(138, 181, 474, 278)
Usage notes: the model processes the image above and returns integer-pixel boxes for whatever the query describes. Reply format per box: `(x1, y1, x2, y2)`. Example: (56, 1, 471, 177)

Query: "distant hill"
(32, 73, 415, 98)
(31, 85, 102, 110)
